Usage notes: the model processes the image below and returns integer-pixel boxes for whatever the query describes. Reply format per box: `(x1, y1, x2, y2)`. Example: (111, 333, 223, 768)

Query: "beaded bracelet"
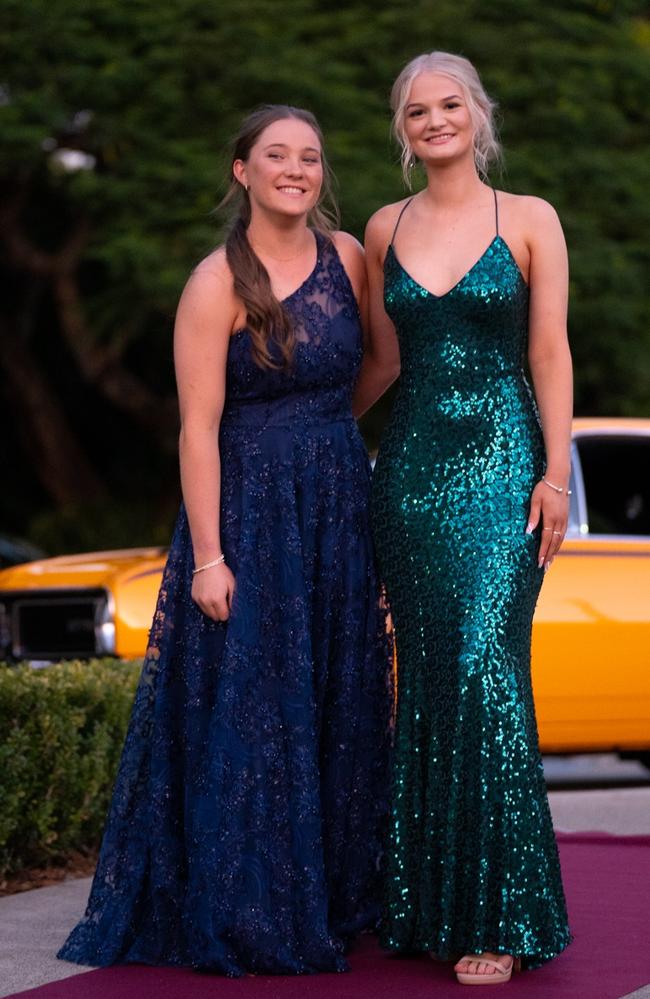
(542, 477, 572, 496)
(192, 554, 225, 575)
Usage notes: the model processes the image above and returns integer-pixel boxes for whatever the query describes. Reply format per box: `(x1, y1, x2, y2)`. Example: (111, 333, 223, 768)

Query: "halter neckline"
(390, 187, 499, 245)
(386, 189, 516, 299)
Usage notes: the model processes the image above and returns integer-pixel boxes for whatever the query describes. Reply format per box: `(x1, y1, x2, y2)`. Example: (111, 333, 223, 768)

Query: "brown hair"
(220, 105, 339, 369)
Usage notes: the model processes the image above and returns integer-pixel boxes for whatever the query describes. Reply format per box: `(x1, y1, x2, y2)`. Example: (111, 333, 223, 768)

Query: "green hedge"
(0, 659, 142, 876)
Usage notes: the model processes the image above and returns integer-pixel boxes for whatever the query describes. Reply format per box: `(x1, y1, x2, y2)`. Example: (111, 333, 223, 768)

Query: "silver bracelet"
(192, 554, 225, 575)
(542, 477, 572, 496)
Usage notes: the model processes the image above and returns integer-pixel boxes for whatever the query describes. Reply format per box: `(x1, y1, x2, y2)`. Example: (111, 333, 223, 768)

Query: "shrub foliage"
(0, 659, 141, 876)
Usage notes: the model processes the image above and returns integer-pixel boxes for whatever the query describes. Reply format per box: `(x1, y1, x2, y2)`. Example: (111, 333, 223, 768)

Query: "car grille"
(0, 588, 115, 660)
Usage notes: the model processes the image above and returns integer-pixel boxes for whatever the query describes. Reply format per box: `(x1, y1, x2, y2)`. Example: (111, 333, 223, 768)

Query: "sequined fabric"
(58, 233, 392, 976)
(371, 232, 571, 967)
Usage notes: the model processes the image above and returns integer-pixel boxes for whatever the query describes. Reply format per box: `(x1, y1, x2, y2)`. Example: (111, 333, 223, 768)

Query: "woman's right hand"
(191, 563, 236, 621)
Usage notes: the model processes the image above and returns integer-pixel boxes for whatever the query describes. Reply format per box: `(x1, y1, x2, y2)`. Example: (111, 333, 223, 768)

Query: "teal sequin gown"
(371, 193, 571, 967)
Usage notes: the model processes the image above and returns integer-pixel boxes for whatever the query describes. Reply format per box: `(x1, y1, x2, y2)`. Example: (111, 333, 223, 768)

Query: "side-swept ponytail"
(220, 105, 339, 370)
(226, 216, 294, 369)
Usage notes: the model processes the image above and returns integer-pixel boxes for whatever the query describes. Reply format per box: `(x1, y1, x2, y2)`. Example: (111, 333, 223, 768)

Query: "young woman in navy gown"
(58, 105, 392, 977)
(355, 53, 572, 984)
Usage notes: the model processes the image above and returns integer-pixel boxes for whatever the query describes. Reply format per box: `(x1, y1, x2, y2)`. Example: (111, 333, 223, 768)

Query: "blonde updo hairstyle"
(391, 51, 501, 186)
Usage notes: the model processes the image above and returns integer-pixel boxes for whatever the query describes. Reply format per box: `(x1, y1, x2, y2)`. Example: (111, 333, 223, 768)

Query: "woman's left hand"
(526, 480, 569, 570)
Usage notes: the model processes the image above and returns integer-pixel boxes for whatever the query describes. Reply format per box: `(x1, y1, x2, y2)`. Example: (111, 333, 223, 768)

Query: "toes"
(455, 954, 511, 977)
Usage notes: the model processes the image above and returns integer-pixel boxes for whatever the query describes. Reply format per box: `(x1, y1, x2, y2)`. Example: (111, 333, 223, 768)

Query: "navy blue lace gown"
(58, 232, 392, 977)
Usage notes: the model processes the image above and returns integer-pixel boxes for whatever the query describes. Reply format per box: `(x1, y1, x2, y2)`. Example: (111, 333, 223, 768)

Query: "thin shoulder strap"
(390, 198, 414, 245)
(492, 187, 499, 237)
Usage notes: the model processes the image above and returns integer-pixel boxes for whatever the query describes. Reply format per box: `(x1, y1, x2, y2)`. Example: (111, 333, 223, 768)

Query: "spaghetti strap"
(390, 199, 414, 245)
(492, 187, 499, 237)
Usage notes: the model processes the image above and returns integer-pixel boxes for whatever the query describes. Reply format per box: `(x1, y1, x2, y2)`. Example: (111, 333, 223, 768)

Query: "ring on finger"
(552, 530, 562, 535)
(542, 527, 552, 531)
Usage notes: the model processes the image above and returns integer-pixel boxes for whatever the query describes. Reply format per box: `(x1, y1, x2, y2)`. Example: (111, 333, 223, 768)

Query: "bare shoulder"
(176, 246, 238, 335)
(188, 246, 233, 290)
(179, 248, 234, 309)
(498, 191, 562, 233)
(365, 199, 412, 265)
(332, 230, 366, 299)
(365, 199, 410, 243)
(332, 229, 364, 263)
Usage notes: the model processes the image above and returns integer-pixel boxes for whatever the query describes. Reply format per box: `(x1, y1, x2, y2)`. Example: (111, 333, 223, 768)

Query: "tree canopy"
(1, 0, 648, 550)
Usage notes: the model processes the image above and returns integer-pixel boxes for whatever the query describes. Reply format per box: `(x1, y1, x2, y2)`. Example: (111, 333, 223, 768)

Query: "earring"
(404, 153, 416, 190)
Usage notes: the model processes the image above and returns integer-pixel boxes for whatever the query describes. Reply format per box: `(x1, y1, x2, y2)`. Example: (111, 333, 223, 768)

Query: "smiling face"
(403, 72, 475, 169)
(233, 117, 324, 219)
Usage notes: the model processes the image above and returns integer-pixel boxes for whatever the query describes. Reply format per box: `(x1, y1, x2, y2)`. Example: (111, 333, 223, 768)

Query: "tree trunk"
(0, 329, 104, 506)
(1, 194, 178, 450)
(53, 271, 179, 446)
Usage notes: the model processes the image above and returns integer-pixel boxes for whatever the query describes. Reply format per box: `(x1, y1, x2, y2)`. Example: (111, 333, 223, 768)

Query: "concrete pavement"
(0, 877, 90, 997)
(1, 785, 649, 999)
(549, 786, 650, 836)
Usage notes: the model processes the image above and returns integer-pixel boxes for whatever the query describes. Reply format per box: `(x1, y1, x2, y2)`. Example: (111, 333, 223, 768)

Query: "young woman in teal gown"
(354, 53, 572, 984)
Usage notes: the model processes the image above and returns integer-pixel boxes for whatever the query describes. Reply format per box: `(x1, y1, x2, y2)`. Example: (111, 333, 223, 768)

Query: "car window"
(566, 444, 586, 537)
(575, 435, 650, 536)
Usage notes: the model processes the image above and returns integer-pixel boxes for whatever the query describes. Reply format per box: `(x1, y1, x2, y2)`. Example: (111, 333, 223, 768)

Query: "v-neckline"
(386, 236, 508, 300)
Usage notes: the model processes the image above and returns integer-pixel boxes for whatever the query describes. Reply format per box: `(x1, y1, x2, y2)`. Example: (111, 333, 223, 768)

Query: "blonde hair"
(390, 52, 501, 186)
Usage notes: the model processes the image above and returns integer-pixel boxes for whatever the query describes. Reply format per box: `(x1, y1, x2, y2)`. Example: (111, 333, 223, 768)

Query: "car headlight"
(95, 591, 116, 655)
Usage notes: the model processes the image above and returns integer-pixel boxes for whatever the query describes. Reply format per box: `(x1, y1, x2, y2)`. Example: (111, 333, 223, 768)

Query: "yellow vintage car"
(532, 417, 650, 757)
(1, 418, 649, 759)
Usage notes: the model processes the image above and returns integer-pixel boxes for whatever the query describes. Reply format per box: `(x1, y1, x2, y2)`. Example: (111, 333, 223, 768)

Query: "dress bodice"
(222, 232, 362, 430)
(384, 235, 530, 390)
(381, 195, 537, 452)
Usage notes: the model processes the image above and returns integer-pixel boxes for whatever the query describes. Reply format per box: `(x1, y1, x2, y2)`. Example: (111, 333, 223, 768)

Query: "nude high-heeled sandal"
(455, 954, 521, 985)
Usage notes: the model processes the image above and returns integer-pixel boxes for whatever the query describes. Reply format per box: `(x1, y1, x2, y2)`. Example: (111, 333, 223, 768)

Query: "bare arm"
(524, 199, 574, 568)
(332, 229, 368, 327)
(174, 251, 238, 620)
(352, 209, 401, 418)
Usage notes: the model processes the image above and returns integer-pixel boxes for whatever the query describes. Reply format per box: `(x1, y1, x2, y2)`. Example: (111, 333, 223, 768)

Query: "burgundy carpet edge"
(7, 833, 650, 999)
(554, 829, 650, 846)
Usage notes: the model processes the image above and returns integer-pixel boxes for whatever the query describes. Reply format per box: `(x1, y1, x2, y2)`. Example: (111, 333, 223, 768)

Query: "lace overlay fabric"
(58, 233, 393, 976)
(371, 233, 571, 968)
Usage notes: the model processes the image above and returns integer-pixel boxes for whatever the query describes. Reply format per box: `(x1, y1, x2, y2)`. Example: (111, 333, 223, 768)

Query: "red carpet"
(8, 834, 650, 999)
